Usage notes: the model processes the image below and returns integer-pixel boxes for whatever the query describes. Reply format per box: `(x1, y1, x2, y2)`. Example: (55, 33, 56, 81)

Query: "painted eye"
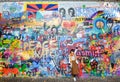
(102, 16, 105, 19)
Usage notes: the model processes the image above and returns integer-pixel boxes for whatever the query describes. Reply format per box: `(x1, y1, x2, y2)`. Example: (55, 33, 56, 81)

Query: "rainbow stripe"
(91, 11, 104, 19)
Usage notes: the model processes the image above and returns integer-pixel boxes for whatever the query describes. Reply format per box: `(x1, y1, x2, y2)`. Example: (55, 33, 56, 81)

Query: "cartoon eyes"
(90, 60, 98, 69)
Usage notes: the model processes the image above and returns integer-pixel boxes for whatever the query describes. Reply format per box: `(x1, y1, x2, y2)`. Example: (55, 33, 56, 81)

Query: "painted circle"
(93, 18, 107, 30)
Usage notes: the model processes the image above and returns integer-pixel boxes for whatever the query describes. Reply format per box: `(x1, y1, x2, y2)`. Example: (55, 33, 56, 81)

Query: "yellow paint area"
(74, 17, 85, 23)
(19, 49, 34, 60)
(3, 39, 11, 44)
(10, 39, 21, 51)
(113, 37, 120, 51)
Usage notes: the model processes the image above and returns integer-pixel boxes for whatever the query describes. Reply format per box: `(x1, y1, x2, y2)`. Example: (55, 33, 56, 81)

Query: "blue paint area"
(92, 18, 108, 34)
(36, 11, 43, 21)
(1, 2, 120, 78)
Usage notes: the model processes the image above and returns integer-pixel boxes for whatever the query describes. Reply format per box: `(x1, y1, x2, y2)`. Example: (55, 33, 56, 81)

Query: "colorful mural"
(0, 1, 120, 78)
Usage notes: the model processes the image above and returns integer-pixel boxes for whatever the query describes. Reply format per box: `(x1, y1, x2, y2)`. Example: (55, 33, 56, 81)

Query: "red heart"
(63, 21, 76, 28)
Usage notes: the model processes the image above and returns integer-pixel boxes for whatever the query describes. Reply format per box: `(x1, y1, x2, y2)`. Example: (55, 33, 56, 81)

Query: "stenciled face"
(52, 28, 57, 34)
(69, 9, 73, 17)
(60, 9, 65, 17)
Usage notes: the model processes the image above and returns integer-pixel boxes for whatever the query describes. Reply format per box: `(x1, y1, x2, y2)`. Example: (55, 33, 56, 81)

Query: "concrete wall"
(0, 77, 120, 82)
(0, 1, 120, 78)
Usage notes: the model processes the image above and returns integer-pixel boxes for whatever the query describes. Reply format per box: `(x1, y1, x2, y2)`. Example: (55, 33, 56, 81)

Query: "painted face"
(69, 10, 73, 16)
(96, 21, 104, 29)
(60, 9, 65, 16)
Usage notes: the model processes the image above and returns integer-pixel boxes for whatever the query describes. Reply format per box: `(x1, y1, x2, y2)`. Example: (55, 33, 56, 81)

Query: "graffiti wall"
(0, 1, 120, 78)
